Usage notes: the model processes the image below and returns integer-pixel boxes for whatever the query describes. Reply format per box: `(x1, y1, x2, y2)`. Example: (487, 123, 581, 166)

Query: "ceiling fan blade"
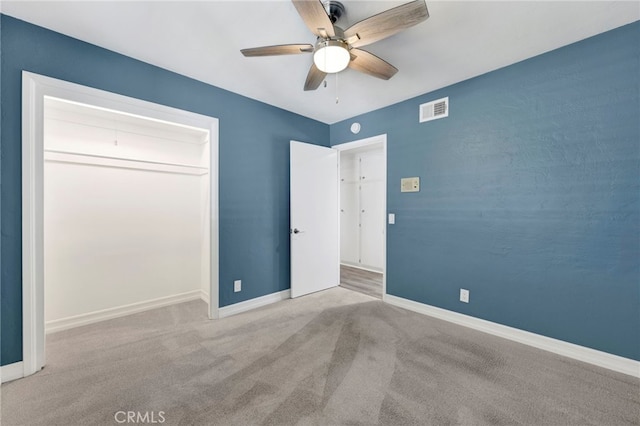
(241, 44, 314, 57)
(344, 0, 429, 48)
(292, 0, 335, 38)
(304, 63, 327, 91)
(348, 49, 398, 80)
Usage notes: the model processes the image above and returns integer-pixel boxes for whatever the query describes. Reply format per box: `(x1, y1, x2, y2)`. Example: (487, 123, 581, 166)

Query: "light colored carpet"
(1, 287, 638, 425)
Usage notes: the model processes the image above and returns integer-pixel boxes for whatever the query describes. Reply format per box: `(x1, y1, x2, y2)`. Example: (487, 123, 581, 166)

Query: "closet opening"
(43, 97, 211, 333)
(336, 136, 386, 299)
(22, 71, 219, 379)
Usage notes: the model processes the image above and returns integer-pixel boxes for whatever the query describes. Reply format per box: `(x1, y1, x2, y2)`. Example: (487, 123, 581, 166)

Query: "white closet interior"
(340, 145, 384, 272)
(43, 97, 211, 332)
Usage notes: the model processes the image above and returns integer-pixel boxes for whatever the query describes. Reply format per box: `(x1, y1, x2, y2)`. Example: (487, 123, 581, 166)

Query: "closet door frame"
(334, 134, 387, 296)
(21, 71, 220, 379)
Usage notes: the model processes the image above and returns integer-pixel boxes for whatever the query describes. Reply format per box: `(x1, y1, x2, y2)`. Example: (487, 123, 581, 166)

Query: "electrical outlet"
(234, 280, 241, 293)
(460, 289, 469, 303)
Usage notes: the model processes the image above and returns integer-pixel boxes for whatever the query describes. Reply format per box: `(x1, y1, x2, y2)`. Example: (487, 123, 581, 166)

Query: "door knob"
(291, 228, 303, 234)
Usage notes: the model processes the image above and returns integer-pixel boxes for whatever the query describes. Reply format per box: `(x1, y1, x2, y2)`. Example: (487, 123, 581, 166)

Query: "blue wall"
(0, 15, 329, 365)
(331, 22, 640, 360)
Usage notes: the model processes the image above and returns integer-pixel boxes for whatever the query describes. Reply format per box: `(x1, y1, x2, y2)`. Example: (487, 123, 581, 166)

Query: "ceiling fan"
(241, 0, 429, 91)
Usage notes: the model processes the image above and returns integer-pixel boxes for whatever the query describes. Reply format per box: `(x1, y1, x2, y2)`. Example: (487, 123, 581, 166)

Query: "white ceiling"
(3, 1, 638, 124)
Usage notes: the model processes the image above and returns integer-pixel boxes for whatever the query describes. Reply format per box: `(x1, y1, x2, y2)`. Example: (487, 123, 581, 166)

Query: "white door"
(290, 141, 339, 298)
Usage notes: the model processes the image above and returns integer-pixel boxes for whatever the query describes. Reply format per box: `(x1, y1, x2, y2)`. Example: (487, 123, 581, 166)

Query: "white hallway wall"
(43, 100, 209, 328)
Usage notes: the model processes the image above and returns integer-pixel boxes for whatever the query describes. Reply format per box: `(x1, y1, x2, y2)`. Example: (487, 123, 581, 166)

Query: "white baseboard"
(1, 362, 25, 384)
(219, 289, 291, 318)
(46, 290, 205, 334)
(383, 294, 640, 378)
(340, 262, 383, 274)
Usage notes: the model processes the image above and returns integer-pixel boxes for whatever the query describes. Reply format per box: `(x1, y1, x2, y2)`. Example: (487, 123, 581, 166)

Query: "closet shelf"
(44, 149, 208, 176)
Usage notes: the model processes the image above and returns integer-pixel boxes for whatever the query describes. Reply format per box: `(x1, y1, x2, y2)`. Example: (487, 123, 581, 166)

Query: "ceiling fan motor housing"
(320, 24, 345, 42)
(323, 1, 345, 24)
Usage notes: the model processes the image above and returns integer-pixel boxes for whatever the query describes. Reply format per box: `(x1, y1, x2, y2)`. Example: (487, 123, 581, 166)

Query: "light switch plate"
(401, 177, 420, 192)
(388, 213, 395, 224)
(234, 280, 241, 293)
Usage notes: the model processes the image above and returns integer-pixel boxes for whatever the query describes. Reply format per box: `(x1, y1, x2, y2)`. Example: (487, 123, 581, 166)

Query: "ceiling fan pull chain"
(336, 72, 339, 104)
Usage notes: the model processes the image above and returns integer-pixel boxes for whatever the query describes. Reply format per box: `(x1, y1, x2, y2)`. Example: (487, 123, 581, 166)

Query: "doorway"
(21, 72, 219, 379)
(334, 135, 387, 299)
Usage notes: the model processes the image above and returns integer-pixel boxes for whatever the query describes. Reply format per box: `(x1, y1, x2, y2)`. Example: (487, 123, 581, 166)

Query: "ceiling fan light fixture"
(241, 0, 430, 90)
(313, 40, 350, 73)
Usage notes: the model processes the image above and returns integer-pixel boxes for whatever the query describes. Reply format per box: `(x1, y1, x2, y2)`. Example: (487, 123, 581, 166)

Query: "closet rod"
(44, 149, 208, 170)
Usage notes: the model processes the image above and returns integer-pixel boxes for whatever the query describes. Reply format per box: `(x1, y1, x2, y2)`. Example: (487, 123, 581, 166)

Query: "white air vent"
(419, 97, 449, 123)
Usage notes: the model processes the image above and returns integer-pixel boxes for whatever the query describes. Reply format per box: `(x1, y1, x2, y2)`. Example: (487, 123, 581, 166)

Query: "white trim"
(340, 262, 383, 274)
(46, 291, 206, 334)
(21, 71, 220, 378)
(333, 135, 386, 152)
(1, 362, 25, 384)
(208, 110, 220, 321)
(384, 294, 640, 378)
(22, 73, 45, 377)
(333, 134, 387, 297)
(219, 290, 291, 318)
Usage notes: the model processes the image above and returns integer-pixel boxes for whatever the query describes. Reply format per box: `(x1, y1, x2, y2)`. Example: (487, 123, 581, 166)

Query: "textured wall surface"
(331, 22, 640, 360)
(0, 15, 329, 365)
